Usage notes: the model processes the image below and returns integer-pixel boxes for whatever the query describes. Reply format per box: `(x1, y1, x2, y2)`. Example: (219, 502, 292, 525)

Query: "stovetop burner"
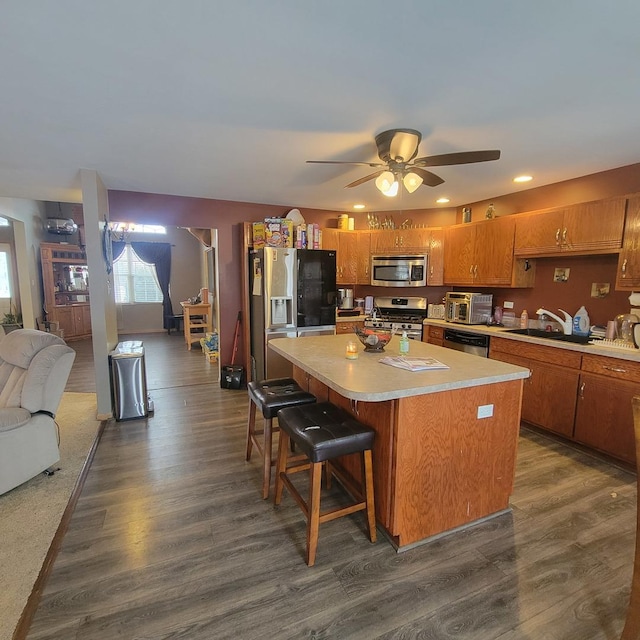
(378, 313, 426, 324)
(364, 296, 427, 336)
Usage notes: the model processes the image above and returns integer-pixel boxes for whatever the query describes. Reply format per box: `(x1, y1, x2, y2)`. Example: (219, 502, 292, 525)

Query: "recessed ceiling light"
(436, 197, 450, 204)
(513, 175, 533, 183)
(353, 204, 365, 209)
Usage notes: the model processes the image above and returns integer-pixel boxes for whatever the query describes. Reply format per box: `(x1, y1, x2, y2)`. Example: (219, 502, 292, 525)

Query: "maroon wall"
(107, 191, 340, 365)
(108, 162, 640, 363)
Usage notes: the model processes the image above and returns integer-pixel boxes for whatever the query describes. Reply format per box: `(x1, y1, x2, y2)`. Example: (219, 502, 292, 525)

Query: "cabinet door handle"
(603, 365, 627, 373)
(555, 228, 561, 245)
(469, 265, 474, 275)
(562, 227, 567, 244)
(579, 381, 585, 398)
(622, 258, 627, 275)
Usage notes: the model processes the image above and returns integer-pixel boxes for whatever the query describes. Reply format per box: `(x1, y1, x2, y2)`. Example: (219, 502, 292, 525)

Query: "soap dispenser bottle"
(573, 306, 590, 336)
(399, 330, 410, 354)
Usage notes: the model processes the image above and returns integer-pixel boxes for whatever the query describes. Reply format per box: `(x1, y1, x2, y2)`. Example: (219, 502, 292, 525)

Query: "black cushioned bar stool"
(274, 401, 376, 566)
(246, 378, 316, 499)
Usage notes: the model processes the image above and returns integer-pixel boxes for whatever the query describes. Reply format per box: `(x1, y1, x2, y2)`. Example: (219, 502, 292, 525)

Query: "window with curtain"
(113, 244, 163, 303)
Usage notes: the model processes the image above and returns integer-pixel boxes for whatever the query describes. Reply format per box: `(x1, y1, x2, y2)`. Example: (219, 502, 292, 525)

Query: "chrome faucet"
(536, 308, 573, 335)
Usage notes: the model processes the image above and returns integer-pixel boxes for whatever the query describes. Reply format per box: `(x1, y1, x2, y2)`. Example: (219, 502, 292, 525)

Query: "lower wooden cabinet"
(490, 347, 579, 438)
(574, 354, 640, 465)
(423, 325, 444, 346)
(52, 304, 91, 340)
(490, 336, 639, 465)
(574, 372, 637, 464)
(336, 320, 364, 335)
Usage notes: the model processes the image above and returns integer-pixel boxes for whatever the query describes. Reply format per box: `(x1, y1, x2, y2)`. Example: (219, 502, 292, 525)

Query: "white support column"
(80, 169, 119, 419)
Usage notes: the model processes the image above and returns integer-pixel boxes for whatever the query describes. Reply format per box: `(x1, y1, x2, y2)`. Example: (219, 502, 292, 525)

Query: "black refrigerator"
(249, 248, 337, 381)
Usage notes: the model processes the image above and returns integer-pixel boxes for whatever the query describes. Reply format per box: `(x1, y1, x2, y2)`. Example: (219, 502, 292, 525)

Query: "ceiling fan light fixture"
(403, 172, 423, 193)
(375, 171, 397, 196)
(385, 181, 399, 197)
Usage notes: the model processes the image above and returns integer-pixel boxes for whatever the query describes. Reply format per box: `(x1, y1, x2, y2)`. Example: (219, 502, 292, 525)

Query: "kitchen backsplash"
(355, 253, 628, 327)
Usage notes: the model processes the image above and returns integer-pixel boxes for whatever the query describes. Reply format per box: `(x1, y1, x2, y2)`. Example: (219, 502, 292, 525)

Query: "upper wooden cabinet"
(356, 231, 371, 284)
(514, 196, 626, 257)
(427, 228, 444, 286)
(616, 194, 640, 290)
(322, 229, 362, 285)
(443, 216, 531, 287)
(370, 228, 430, 254)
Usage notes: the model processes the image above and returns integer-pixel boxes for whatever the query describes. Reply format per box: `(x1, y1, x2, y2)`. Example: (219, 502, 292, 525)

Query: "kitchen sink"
(503, 328, 592, 344)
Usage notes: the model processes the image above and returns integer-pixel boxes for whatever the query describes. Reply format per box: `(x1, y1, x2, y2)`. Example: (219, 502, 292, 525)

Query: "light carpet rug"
(0, 392, 100, 640)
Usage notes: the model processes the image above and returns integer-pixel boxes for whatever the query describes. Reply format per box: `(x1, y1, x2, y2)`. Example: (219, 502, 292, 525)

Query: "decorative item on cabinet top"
(251, 217, 322, 250)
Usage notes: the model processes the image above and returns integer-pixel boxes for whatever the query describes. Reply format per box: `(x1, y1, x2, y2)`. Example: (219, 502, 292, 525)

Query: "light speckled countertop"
(423, 319, 640, 363)
(269, 334, 529, 402)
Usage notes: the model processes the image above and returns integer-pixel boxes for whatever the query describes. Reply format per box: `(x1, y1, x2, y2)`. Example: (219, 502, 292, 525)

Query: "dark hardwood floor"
(24, 332, 636, 639)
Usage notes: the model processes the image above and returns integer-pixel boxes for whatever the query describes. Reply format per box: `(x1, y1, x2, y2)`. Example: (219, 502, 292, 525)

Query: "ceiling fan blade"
(413, 150, 501, 167)
(306, 160, 384, 168)
(410, 167, 445, 187)
(345, 170, 385, 188)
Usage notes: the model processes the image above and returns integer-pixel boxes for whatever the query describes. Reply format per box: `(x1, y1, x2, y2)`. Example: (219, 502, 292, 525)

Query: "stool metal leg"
(306, 462, 323, 566)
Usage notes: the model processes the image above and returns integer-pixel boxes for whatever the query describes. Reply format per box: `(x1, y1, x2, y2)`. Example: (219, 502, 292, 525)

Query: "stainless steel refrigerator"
(249, 247, 337, 381)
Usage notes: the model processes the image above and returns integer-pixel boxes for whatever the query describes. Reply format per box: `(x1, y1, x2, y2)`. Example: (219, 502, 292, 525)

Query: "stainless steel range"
(364, 296, 427, 340)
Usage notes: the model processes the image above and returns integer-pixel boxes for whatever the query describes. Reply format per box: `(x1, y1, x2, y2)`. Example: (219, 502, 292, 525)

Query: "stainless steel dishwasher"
(443, 327, 490, 357)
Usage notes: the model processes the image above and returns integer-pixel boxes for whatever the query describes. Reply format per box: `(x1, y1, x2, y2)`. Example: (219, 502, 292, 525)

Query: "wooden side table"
(180, 302, 212, 350)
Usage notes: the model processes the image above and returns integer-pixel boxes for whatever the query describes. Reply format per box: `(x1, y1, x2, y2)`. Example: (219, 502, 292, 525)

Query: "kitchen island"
(269, 334, 529, 550)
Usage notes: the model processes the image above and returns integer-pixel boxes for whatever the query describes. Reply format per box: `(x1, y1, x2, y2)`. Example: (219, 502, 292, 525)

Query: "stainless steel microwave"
(370, 255, 427, 287)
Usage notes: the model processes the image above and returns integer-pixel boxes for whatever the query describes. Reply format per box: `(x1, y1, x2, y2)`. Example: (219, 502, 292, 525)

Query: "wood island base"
(293, 366, 523, 549)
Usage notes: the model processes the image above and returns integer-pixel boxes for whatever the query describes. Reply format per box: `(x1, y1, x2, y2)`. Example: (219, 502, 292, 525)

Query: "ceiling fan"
(307, 128, 500, 196)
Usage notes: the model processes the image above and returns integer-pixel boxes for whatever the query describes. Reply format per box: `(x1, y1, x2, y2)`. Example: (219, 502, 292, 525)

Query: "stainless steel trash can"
(109, 341, 150, 420)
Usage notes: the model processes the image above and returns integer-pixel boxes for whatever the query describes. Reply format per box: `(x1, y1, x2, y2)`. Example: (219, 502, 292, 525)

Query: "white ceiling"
(1, 1, 639, 212)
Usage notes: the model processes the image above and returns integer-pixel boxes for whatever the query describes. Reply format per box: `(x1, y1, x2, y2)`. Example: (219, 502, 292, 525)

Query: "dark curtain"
(111, 241, 127, 263)
(129, 242, 173, 329)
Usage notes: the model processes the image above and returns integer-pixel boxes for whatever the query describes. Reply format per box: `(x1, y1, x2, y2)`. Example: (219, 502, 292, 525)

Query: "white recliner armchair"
(0, 329, 76, 495)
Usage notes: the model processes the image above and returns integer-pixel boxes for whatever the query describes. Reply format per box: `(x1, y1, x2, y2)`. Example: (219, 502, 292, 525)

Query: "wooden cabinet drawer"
(490, 336, 582, 368)
(424, 325, 444, 345)
(336, 321, 363, 335)
(581, 354, 640, 383)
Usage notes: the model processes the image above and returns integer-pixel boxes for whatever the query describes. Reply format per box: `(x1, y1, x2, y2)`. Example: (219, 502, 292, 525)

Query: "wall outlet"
(503, 301, 514, 309)
(554, 268, 570, 282)
(591, 282, 610, 298)
(477, 404, 494, 419)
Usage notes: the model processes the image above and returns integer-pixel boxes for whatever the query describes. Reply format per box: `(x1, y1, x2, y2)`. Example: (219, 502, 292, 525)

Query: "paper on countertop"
(379, 356, 449, 371)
